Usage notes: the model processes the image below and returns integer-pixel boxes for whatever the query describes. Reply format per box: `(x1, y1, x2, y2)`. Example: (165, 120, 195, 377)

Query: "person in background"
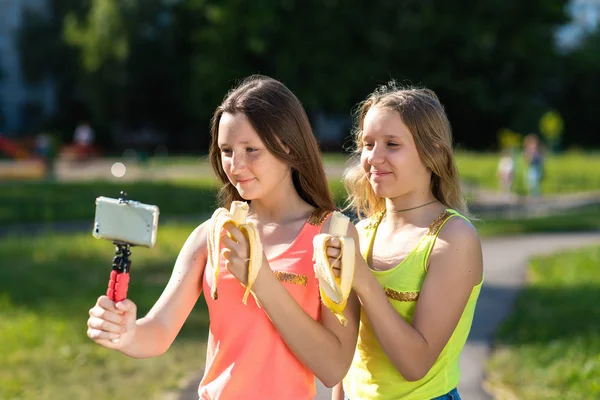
(73, 121, 95, 160)
(522, 134, 545, 197)
(497, 148, 515, 196)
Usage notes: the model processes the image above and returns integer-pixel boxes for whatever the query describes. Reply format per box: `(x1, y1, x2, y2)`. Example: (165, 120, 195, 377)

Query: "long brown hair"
(209, 75, 335, 211)
(344, 81, 468, 218)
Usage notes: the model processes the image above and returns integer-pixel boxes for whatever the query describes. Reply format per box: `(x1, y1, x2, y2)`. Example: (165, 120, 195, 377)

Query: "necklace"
(388, 200, 438, 213)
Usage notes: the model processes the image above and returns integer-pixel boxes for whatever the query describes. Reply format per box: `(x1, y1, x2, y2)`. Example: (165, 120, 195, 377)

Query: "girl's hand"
(327, 236, 371, 293)
(87, 296, 137, 350)
(325, 237, 343, 278)
(221, 222, 263, 285)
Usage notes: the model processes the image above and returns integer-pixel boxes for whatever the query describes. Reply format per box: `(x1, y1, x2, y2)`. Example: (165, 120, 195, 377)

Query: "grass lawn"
(0, 179, 219, 225)
(455, 151, 600, 194)
(485, 245, 600, 400)
(1, 195, 598, 398)
(0, 179, 349, 226)
(0, 223, 208, 399)
(1, 151, 599, 398)
(0, 177, 348, 399)
(473, 205, 600, 237)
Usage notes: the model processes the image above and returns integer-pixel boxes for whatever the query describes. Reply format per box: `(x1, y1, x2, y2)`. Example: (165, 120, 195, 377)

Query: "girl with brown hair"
(86, 75, 359, 399)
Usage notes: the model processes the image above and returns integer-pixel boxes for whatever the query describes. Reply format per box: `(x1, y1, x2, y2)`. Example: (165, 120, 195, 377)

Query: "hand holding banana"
(313, 211, 356, 327)
(208, 201, 263, 306)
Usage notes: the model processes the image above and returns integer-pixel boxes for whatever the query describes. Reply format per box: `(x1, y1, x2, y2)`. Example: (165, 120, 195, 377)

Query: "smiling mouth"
(370, 171, 391, 176)
(237, 178, 255, 184)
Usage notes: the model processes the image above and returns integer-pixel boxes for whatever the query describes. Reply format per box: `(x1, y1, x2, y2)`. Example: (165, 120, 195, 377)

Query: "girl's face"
(360, 106, 432, 199)
(218, 112, 290, 201)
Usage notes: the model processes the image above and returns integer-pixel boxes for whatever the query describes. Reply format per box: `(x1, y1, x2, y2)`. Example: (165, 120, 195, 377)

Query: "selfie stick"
(107, 191, 133, 303)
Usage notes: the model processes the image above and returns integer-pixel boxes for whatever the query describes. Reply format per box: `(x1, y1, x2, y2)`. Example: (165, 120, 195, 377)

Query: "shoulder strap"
(359, 211, 385, 260)
(420, 209, 470, 270)
(307, 208, 330, 227)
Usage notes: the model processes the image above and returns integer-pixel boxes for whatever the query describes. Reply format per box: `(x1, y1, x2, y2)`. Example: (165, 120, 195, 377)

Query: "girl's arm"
(222, 221, 361, 388)
(117, 222, 208, 358)
(353, 218, 483, 381)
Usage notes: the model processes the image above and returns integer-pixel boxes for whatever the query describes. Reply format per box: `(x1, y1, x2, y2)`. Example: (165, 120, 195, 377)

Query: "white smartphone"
(93, 196, 160, 248)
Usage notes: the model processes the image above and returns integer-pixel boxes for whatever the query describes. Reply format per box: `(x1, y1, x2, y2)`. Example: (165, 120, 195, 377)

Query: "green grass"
(486, 245, 600, 399)
(473, 205, 600, 237)
(0, 223, 208, 400)
(0, 179, 349, 226)
(0, 179, 220, 225)
(456, 151, 600, 194)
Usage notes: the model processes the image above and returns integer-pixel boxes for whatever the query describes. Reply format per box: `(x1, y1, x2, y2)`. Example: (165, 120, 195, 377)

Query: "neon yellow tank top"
(343, 209, 483, 400)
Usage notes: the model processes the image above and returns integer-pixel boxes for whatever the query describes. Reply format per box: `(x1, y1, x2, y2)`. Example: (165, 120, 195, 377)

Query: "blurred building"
(557, 0, 600, 50)
(0, 0, 55, 136)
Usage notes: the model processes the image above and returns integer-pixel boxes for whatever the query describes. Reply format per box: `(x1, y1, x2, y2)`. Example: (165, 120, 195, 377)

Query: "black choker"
(388, 200, 438, 213)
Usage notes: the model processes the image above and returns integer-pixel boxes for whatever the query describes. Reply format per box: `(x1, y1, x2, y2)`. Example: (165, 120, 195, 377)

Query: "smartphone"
(93, 196, 160, 248)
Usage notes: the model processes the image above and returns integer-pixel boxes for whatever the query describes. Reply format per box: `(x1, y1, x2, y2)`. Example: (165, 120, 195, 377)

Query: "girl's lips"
(370, 171, 391, 177)
(237, 178, 255, 185)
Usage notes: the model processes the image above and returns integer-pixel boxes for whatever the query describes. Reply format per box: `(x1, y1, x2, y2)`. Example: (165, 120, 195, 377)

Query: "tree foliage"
(18, 0, 596, 151)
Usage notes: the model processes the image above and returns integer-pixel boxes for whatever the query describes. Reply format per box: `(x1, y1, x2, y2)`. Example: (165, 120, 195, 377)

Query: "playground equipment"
(0, 134, 46, 179)
(0, 135, 33, 159)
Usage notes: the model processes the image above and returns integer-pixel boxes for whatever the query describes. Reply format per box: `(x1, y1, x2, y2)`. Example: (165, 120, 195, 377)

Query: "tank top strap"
(418, 209, 471, 268)
(292, 208, 334, 242)
(361, 210, 385, 260)
(306, 208, 331, 228)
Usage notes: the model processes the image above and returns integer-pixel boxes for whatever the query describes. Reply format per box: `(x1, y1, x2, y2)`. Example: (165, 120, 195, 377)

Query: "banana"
(208, 201, 263, 306)
(313, 211, 355, 326)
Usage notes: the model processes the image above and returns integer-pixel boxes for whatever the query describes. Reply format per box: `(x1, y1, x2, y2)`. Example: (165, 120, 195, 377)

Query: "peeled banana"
(208, 201, 263, 306)
(313, 211, 355, 326)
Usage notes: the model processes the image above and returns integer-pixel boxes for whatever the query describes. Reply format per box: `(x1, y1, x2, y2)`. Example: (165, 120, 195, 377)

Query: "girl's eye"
(221, 149, 232, 155)
(387, 142, 399, 147)
(363, 142, 373, 149)
(246, 147, 258, 153)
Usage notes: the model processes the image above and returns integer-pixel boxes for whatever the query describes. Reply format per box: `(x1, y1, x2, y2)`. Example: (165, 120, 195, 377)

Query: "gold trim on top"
(427, 210, 452, 236)
(273, 271, 308, 286)
(307, 209, 329, 226)
(384, 288, 420, 302)
(364, 211, 385, 231)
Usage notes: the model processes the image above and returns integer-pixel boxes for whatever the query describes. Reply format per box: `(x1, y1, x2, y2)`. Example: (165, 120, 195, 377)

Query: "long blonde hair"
(344, 82, 468, 219)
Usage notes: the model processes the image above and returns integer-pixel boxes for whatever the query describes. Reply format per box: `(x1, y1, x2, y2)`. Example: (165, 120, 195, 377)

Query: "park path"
(175, 231, 600, 400)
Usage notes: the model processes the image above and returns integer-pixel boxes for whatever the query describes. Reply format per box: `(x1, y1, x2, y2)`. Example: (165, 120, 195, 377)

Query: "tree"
(556, 28, 600, 148)
(18, 0, 90, 143)
(19, 0, 573, 151)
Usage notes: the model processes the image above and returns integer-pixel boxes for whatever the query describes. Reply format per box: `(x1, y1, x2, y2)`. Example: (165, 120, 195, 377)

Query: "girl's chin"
(235, 187, 261, 201)
(370, 183, 392, 196)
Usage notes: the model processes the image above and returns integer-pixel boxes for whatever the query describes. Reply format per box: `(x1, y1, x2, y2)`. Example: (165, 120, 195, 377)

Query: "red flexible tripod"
(107, 243, 131, 302)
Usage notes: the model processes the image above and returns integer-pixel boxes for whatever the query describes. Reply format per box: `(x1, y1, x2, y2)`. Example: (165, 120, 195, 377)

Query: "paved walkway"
(176, 231, 600, 400)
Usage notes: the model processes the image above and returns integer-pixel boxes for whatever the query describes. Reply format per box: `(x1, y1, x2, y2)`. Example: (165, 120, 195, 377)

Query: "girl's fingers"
(97, 295, 119, 312)
(328, 237, 342, 248)
(327, 246, 341, 258)
(222, 222, 246, 244)
(87, 327, 121, 342)
(221, 247, 234, 261)
(88, 316, 124, 333)
(115, 299, 136, 316)
(329, 257, 342, 271)
(221, 234, 244, 254)
(89, 306, 123, 324)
